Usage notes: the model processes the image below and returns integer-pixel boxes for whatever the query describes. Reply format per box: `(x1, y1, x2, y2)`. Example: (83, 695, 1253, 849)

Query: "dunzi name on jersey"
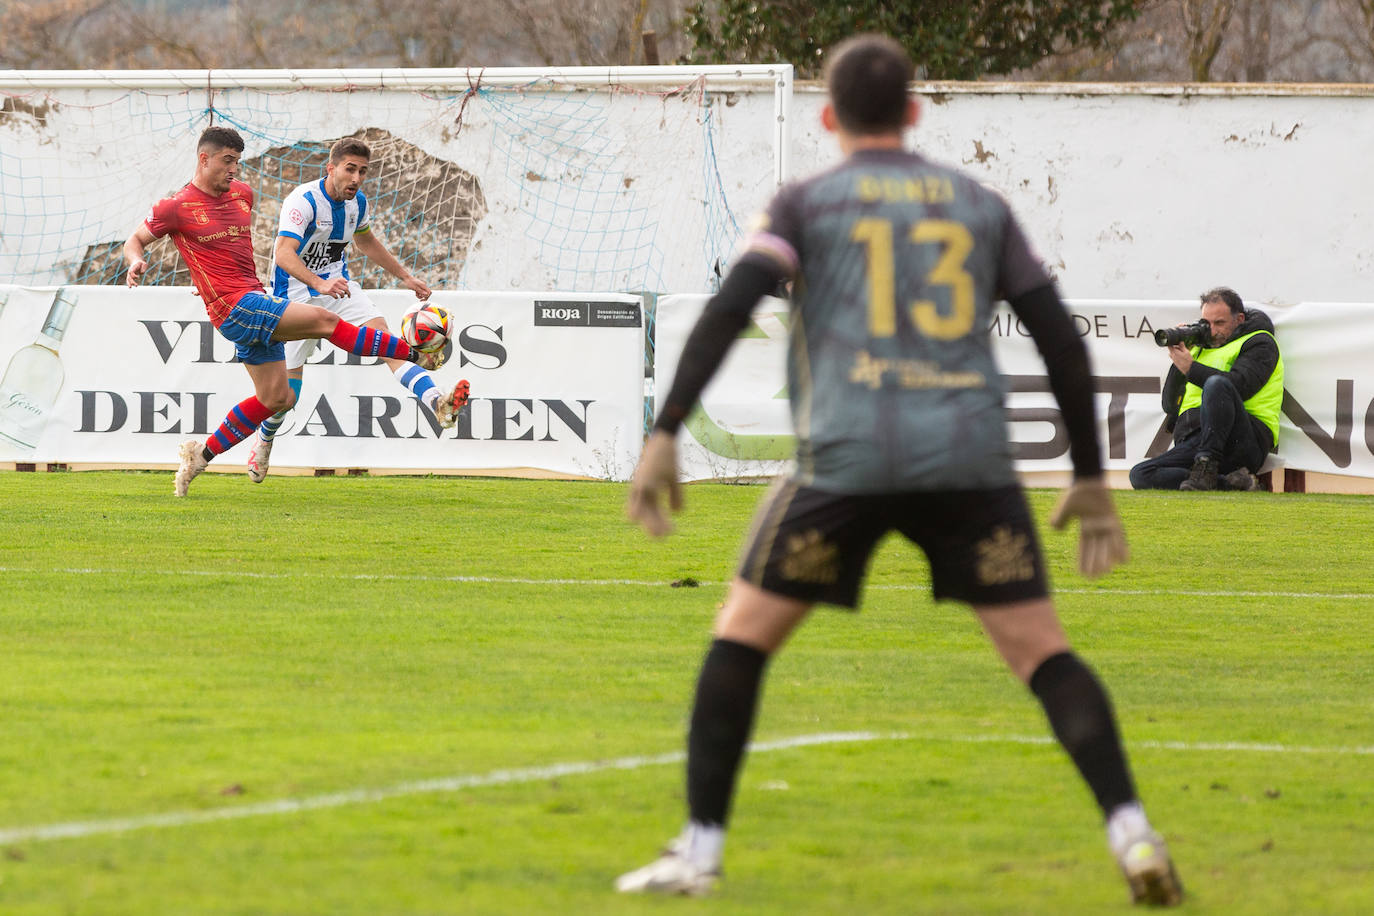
(855, 175, 955, 205)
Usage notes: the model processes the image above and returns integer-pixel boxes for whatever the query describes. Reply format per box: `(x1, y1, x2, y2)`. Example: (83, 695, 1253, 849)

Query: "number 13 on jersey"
(852, 218, 975, 340)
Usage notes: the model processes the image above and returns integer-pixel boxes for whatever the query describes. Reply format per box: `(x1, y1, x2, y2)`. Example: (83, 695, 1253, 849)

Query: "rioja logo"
(533, 301, 641, 328)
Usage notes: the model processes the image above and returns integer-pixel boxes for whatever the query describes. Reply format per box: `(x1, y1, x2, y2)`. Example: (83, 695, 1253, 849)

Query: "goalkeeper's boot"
(1178, 455, 1218, 491)
(408, 345, 447, 371)
(434, 379, 471, 429)
(615, 834, 720, 897)
(174, 440, 210, 497)
(246, 430, 274, 484)
(1110, 811, 1183, 907)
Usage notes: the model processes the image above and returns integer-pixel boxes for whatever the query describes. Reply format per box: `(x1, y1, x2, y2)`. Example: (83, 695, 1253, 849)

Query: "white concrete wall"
(783, 83, 1374, 305)
(5, 76, 1372, 304)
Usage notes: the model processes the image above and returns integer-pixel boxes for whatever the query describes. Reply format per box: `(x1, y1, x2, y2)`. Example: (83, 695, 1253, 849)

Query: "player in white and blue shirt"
(245, 136, 469, 483)
(272, 176, 370, 303)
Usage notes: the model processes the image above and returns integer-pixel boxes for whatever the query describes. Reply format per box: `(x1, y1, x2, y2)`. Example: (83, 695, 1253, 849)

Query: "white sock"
(392, 363, 441, 410)
(682, 821, 725, 870)
(1106, 801, 1151, 855)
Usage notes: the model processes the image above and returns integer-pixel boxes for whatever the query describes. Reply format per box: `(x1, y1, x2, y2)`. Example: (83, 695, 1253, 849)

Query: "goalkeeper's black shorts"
(736, 479, 1049, 609)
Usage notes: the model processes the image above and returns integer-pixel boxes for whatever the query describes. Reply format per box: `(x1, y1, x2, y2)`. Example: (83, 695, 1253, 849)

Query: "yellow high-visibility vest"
(1178, 330, 1283, 447)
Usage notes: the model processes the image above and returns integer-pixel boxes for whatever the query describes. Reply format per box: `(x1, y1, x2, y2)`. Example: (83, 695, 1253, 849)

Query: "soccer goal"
(0, 65, 793, 295)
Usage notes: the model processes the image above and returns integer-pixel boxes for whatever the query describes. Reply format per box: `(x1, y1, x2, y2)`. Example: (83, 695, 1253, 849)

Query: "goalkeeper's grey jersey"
(744, 148, 1050, 493)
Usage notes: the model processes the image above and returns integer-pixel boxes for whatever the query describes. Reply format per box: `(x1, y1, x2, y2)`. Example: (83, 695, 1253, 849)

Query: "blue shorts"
(219, 291, 289, 364)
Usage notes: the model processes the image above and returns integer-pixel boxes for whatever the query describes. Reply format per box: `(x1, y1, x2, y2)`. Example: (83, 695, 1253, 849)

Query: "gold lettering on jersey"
(848, 350, 985, 390)
(850, 350, 889, 389)
(779, 529, 840, 585)
(856, 175, 955, 204)
(191, 225, 248, 244)
(975, 527, 1035, 585)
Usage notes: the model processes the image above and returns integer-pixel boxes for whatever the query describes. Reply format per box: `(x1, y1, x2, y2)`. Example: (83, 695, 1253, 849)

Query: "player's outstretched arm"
(1048, 479, 1129, 578)
(1007, 283, 1102, 480)
(123, 225, 157, 287)
(626, 257, 783, 538)
(353, 230, 431, 300)
(1008, 283, 1126, 577)
(626, 430, 683, 537)
(275, 235, 348, 298)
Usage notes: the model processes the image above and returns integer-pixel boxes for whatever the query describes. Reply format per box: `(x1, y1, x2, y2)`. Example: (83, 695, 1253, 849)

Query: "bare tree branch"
(1182, 0, 1236, 80)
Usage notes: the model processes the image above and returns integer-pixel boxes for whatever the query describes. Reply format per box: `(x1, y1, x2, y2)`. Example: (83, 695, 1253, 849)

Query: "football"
(401, 302, 453, 353)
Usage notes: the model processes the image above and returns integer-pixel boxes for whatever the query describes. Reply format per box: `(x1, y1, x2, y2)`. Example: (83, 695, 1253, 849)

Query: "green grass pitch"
(0, 471, 1371, 914)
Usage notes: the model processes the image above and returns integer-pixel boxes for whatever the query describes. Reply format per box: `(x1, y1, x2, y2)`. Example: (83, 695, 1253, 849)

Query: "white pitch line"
(864, 584, 1374, 600)
(0, 732, 859, 846)
(1, 567, 1371, 600)
(1055, 587, 1374, 600)
(0, 566, 670, 587)
(2, 730, 1371, 847)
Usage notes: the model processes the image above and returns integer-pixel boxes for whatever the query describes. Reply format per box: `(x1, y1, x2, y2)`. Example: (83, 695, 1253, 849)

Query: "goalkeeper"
(245, 136, 470, 484)
(619, 34, 1180, 907)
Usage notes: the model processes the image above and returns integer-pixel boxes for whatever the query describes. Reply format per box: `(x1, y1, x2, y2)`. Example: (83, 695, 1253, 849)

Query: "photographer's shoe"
(1221, 467, 1259, 491)
(1179, 455, 1218, 491)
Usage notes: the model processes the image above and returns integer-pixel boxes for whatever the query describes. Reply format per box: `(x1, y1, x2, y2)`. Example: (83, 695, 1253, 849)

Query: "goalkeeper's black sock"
(1030, 651, 1137, 816)
(686, 638, 768, 827)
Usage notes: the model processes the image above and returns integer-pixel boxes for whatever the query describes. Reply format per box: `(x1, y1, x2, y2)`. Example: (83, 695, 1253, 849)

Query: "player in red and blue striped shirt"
(122, 125, 442, 497)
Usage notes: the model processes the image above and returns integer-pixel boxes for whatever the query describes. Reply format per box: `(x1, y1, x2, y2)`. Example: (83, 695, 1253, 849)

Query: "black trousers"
(1130, 375, 1271, 490)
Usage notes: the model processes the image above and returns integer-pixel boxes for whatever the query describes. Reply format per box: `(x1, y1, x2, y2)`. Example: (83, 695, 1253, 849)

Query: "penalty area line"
(1, 731, 1371, 846)
(2, 567, 1373, 600)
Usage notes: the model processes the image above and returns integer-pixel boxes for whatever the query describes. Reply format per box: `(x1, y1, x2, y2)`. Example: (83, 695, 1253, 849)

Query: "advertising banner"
(655, 294, 1374, 482)
(652, 293, 793, 483)
(0, 286, 645, 479)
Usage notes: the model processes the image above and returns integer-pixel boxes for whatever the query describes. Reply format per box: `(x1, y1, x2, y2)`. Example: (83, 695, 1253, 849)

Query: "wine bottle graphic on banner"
(0, 288, 78, 457)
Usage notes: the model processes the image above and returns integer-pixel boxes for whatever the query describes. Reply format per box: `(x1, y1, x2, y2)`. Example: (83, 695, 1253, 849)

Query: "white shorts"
(284, 281, 383, 370)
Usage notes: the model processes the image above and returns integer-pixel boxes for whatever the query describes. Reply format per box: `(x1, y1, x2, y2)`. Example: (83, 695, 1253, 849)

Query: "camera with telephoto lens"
(1153, 320, 1211, 347)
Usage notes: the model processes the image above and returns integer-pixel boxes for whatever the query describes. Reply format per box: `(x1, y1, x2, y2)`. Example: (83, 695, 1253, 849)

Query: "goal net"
(0, 66, 791, 295)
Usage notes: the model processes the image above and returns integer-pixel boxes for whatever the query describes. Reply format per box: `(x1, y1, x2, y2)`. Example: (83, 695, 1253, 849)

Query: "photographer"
(1129, 287, 1283, 491)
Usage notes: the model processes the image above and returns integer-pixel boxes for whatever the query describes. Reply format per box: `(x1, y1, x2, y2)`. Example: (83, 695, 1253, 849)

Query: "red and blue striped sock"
(206, 395, 275, 457)
(328, 320, 412, 360)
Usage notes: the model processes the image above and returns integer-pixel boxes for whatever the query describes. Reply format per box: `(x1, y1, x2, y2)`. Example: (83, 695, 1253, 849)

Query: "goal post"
(0, 65, 794, 295)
